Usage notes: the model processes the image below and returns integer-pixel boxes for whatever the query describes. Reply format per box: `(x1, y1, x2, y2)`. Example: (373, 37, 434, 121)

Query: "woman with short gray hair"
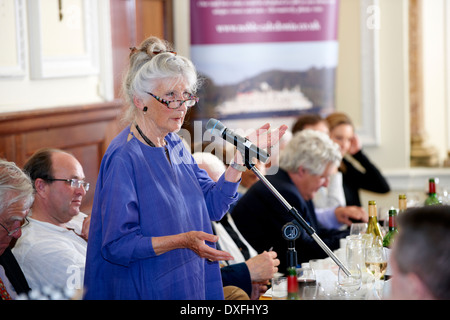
(84, 36, 287, 300)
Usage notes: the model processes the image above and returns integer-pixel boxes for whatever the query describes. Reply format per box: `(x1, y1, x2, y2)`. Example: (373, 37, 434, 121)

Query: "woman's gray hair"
(0, 158, 34, 215)
(279, 129, 341, 175)
(121, 36, 201, 124)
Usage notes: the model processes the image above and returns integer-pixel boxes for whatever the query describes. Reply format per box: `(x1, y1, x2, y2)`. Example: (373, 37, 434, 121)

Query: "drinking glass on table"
(346, 235, 365, 269)
(365, 245, 388, 298)
(297, 266, 318, 300)
(338, 263, 362, 296)
(365, 245, 388, 281)
(271, 276, 287, 300)
(378, 206, 390, 236)
(350, 223, 368, 236)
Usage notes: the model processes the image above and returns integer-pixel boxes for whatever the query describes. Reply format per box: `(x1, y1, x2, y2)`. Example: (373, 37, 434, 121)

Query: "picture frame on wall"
(27, 0, 99, 79)
(0, 0, 26, 78)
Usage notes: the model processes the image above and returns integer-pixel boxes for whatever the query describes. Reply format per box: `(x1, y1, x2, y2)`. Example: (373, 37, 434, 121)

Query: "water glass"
(346, 235, 365, 269)
(338, 263, 362, 296)
(271, 276, 287, 300)
(297, 266, 318, 300)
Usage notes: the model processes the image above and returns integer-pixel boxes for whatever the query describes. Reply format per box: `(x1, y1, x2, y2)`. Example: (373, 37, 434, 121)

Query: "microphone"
(205, 118, 270, 163)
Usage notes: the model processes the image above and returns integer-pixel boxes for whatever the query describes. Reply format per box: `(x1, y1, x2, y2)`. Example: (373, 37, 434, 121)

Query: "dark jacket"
(231, 169, 348, 272)
(342, 150, 391, 207)
(0, 248, 30, 300)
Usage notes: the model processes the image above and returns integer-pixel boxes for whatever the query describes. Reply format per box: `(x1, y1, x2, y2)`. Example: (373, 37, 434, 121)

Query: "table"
(261, 242, 393, 300)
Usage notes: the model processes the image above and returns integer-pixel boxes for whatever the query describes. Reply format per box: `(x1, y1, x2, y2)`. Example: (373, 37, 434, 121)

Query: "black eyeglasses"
(0, 217, 29, 237)
(145, 92, 199, 110)
(45, 178, 90, 191)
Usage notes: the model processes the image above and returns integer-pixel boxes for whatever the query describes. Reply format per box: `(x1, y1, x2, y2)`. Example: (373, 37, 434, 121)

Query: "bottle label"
(287, 275, 298, 293)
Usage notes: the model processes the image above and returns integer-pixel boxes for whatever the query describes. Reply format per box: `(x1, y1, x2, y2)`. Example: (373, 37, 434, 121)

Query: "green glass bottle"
(366, 200, 383, 246)
(287, 266, 298, 300)
(424, 178, 441, 206)
(383, 208, 399, 248)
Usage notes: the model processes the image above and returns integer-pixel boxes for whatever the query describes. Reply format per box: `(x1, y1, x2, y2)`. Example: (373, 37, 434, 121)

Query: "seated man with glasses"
(0, 158, 34, 300)
(12, 148, 90, 293)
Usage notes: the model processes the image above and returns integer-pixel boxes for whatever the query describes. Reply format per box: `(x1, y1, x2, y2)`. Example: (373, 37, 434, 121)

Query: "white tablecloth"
(263, 247, 393, 300)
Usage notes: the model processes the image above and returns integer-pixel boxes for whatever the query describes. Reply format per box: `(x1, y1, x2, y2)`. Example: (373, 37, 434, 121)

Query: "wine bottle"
(383, 208, 399, 247)
(366, 200, 383, 246)
(286, 266, 298, 300)
(424, 178, 441, 206)
(398, 194, 407, 214)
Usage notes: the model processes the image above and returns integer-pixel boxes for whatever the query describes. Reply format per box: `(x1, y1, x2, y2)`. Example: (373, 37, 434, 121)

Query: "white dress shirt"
(212, 214, 258, 265)
(12, 213, 87, 291)
(313, 172, 347, 229)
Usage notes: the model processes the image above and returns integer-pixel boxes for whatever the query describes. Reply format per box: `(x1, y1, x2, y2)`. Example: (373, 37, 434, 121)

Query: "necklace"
(135, 124, 157, 147)
(134, 124, 170, 159)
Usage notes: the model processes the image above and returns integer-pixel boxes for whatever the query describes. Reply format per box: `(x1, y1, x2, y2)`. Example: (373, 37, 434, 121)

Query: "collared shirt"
(12, 213, 87, 291)
(314, 171, 346, 229)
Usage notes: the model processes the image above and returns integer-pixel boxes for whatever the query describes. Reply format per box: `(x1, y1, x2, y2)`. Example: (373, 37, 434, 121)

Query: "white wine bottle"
(398, 194, 407, 214)
(366, 200, 383, 246)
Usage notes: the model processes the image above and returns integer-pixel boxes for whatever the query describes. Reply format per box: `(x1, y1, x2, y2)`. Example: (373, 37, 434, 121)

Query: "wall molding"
(0, 101, 122, 135)
(358, 0, 381, 146)
(384, 168, 450, 191)
(0, 101, 123, 213)
(0, 0, 26, 78)
(27, 0, 99, 79)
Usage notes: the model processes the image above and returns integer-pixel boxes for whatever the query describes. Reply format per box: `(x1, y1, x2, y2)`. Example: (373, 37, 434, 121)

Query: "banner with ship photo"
(189, 0, 340, 137)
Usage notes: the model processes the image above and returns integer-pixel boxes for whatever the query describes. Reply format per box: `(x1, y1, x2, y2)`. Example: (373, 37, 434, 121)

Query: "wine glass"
(365, 245, 388, 298)
(365, 246, 388, 280)
(349, 223, 368, 236)
(337, 263, 362, 297)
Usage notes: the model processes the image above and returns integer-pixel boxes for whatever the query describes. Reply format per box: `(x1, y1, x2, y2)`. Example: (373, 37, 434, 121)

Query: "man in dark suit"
(0, 159, 34, 300)
(232, 130, 349, 271)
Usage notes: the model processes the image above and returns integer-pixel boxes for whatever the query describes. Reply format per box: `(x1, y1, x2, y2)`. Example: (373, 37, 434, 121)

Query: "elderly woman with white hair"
(232, 129, 350, 271)
(83, 36, 287, 300)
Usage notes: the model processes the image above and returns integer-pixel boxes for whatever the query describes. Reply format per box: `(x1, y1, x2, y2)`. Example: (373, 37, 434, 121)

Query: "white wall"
(0, 0, 113, 113)
(2, 0, 449, 207)
(422, 0, 447, 161)
(337, 0, 450, 207)
(173, 0, 450, 209)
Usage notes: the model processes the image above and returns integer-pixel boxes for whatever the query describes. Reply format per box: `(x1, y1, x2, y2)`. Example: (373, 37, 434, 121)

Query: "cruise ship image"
(215, 82, 314, 120)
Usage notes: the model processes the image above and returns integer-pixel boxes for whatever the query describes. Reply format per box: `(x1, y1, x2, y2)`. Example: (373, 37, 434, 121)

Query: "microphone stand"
(245, 161, 352, 276)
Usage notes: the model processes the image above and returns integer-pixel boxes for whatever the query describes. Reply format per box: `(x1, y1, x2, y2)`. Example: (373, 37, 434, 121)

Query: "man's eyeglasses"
(45, 178, 90, 191)
(0, 217, 29, 237)
(146, 92, 199, 110)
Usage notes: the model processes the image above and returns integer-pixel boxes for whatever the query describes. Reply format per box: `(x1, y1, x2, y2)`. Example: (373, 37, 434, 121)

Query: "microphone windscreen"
(205, 118, 225, 136)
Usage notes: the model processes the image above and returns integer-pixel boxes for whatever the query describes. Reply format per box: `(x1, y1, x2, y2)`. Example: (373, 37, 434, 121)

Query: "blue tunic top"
(83, 127, 239, 299)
